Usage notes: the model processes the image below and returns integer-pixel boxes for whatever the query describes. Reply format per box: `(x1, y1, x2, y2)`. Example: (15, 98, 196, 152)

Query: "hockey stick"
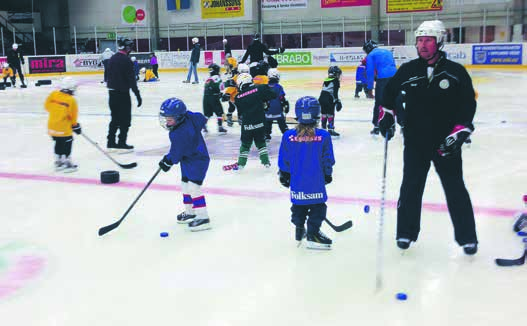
(81, 133, 137, 169)
(98, 167, 162, 236)
(495, 251, 526, 266)
(324, 217, 353, 232)
(376, 134, 389, 291)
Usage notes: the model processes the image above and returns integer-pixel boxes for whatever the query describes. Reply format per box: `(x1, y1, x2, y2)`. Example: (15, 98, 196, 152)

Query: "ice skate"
(462, 243, 478, 255)
(182, 80, 190, 83)
(62, 160, 78, 173)
(306, 230, 332, 250)
(226, 115, 234, 127)
(115, 142, 134, 154)
(189, 218, 211, 231)
(370, 127, 380, 136)
(396, 238, 411, 250)
(295, 226, 306, 247)
(177, 211, 196, 224)
(218, 126, 228, 134)
(328, 129, 340, 137)
(54, 160, 66, 171)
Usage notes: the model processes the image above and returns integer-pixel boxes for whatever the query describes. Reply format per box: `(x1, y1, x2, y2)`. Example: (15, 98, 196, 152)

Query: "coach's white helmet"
(223, 39, 227, 44)
(415, 20, 446, 48)
(192, 37, 199, 44)
(238, 63, 250, 74)
(12, 43, 18, 50)
(60, 77, 78, 92)
(2, 62, 8, 68)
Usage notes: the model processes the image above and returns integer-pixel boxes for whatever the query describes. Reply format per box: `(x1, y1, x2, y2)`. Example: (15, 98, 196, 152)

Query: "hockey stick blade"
(81, 133, 138, 170)
(120, 162, 138, 169)
(324, 218, 353, 232)
(98, 220, 122, 236)
(495, 251, 526, 266)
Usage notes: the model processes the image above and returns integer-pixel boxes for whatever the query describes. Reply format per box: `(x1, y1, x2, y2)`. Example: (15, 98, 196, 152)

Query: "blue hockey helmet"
(362, 40, 378, 54)
(159, 97, 187, 130)
(295, 96, 321, 124)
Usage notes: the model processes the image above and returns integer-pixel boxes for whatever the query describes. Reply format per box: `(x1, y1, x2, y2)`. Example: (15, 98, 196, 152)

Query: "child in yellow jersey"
(140, 67, 158, 82)
(45, 77, 82, 172)
(251, 60, 270, 85)
(224, 53, 237, 75)
(2, 63, 15, 86)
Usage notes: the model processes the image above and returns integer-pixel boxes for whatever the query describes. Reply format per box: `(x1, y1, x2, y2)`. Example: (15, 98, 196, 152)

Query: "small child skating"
(158, 97, 212, 231)
(203, 63, 227, 134)
(278, 96, 336, 249)
(264, 68, 289, 142)
(45, 77, 82, 172)
(131, 57, 140, 81)
(318, 65, 343, 137)
(231, 72, 277, 169)
(2, 63, 15, 86)
(355, 58, 369, 98)
(140, 67, 158, 82)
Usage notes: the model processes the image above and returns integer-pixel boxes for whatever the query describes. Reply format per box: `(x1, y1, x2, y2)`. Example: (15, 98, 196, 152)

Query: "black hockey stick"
(324, 217, 353, 232)
(99, 167, 162, 236)
(376, 133, 390, 291)
(495, 251, 526, 266)
(81, 133, 137, 169)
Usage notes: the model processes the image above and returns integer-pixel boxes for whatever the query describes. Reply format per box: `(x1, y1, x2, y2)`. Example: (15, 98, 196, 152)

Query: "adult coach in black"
(240, 34, 284, 64)
(379, 20, 478, 255)
(7, 43, 26, 88)
(106, 38, 142, 150)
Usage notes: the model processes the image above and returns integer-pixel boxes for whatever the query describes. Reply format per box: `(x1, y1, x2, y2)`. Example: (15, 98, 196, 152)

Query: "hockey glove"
(278, 170, 291, 188)
(437, 125, 473, 157)
(135, 92, 142, 108)
(72, 123, 82, 135)
(279, 47, 286, 54)
(378, 106, 396, 141)
(325, 175, 333, 185)
(221, 93, 230, 102)
(335, 100, 342, 112)
(159, 155, 173, 172)
(263, 101, 270, 111)
(280, 96, 290, 114)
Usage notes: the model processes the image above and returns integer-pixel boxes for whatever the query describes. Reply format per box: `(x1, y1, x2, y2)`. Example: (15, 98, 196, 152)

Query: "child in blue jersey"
(131, 57, 140, 81)
(354, 58, 369, 98)
(158, 97, 212, 231)
(264, 68, 289, 142)
(278, 96, 336, 250)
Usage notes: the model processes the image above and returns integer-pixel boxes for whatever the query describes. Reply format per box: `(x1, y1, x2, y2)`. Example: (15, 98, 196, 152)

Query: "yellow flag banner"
(386, 0, 443, 13)
(201, 0, 244, 19)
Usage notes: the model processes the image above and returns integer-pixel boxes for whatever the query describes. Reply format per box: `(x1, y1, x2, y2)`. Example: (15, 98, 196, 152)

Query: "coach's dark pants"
(108, 90, 132, 145)
(372, 77, 390, 126)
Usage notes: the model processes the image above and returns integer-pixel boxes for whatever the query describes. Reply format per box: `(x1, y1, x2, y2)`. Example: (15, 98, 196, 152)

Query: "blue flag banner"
(167, 0, 190, 10)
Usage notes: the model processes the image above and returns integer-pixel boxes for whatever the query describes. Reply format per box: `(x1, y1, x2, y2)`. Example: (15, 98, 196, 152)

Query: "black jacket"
(381, 51, 476, 149)
(190, 43, 200, 64)
(107, 51, 140, 95)
(224, 43, 232, 56)
(241, 40, 279, 64)
(234, 84, 277, 126)
(7, 48, 24, 65)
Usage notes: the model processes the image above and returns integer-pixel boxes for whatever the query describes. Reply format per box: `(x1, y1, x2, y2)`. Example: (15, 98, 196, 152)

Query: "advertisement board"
(472, 44, 522, 65)
(262, 0, 308, 10)
(386, 0, 442, 13)
(275, 52, 312, 66)
(321, 0, 371, 8)
(28, 56, 66, 74)
(121, 4, 147, 25)
(201, 0, 244, 19)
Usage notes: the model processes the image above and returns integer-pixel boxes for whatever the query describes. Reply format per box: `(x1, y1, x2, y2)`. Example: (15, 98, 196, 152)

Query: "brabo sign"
(275, 52, 312, 66)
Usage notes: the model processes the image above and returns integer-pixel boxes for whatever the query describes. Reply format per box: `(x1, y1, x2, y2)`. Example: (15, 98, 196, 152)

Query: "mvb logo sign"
(28, 56, 66, 73)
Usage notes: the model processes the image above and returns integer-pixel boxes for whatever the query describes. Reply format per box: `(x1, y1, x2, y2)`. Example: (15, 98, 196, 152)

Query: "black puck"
(37, 79, 52, 85)
(100, 170, 120, 184)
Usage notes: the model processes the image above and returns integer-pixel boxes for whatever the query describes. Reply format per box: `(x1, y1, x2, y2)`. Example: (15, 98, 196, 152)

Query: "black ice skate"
(218, 126, 228, 134)
(370, 127, 380, 136)
(306, 230, 332, 250)
(328, 129, 340, 137)
(226, 115, 234, 127)
(189, 218, 211, 231)
(177, 211, 196, 224)
(295, 226, 306, 241)
(463, 243, 478, 255)
(396, 238, 411, 250)
(115, 142, 134, 154)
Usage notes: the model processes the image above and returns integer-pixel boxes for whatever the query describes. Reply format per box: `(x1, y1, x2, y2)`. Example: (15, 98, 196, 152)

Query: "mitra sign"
(28, 56, 66, 74)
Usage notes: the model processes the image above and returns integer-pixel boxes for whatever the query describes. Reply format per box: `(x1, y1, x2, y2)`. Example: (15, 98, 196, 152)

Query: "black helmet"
(117, 37, 134, 52)
(328, 65, 342, 78)
(253, 33, 260, 41)
(257, 60, 270, 76)
(363, 40, 378, 54)
(208, 63, 220, 75)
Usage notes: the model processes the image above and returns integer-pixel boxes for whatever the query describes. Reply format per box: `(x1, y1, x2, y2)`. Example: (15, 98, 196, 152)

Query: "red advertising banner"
(204, 51, 214, 65)
(321, 0, 371, 8)
(28, 56, 66, 74)
(0, 57, 6, 65)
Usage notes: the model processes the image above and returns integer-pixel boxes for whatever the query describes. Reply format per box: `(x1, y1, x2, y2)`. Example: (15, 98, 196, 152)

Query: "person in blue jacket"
(264, 68, 289, 142)
(278, 96, 336, 250)
(363, 40, 397, 135)
(354, 58, 370, 98)
(158, 97, 211, 232)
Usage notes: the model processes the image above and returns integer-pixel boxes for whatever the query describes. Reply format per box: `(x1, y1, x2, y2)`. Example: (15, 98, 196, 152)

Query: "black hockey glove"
(135, 91, 142, 108)
(280, 96, 289, 114)
(159, 155, 173, 172)
(72, 123, 82, 135)
(437, 125, 473, 157)
(221, 93, 230, 102)
(324, 175, 333, 185)
(279, 47, 286, 54)
(378, 106, 395, 141)
(263, 101, 270, 111)
(335, 100, 342, 112)
(278, 170, 291, 188)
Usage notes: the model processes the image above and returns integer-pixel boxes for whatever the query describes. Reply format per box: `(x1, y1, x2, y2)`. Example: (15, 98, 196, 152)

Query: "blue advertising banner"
(472, 44, 522, 65)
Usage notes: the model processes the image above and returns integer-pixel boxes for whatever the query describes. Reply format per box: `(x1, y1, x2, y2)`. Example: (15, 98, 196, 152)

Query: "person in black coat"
(241, 34, 284, 64)
(184, 37, 201, 84)
(223, 38, 231, 57)
(6, 43, 26, 88)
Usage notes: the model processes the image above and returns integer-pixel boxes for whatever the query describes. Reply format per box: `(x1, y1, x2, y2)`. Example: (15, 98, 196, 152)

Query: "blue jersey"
(355, 65, 367, 84)
(266, 82, 285, 117)
(133, 61, 139, 76)
(278, 128, 335, 205)
(365, 47, 397, 90)
(167, 111, 210, 182)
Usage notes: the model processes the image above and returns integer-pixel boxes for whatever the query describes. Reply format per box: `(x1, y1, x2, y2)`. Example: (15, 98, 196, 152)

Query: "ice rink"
(1, 67, 526, 326)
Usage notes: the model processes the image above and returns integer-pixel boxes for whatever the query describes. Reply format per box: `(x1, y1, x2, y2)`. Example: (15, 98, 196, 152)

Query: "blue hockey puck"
(364, 205, 370, 213)
(160, 232, 169, 238)
(518, 231, 527, 237)
(396, 292, 407, 301)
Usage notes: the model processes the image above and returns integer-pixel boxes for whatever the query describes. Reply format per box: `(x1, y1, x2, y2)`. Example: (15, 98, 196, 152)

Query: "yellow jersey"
(45, 90, 79, 137)
(252, 75, 269, 85)
(2, 67, 14, 78)
(145, 69, 157, 81)
(227, 57, 238, 69)
(224, 74, 239, 102)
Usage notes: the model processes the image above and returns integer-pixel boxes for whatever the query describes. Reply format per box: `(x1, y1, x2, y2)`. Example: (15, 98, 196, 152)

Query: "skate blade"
(306, 241, 332, 250)
(189, 224, 212, 232)
(62, 167, 78, 173)
(115, 149, 134, 155)
(177, 218, 195, 224)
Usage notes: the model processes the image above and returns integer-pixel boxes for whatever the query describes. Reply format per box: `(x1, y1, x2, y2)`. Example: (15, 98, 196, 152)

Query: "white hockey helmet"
(415, 20, 446, 48)
(236, 73, 253, 89)
(140, 67, 146, 74)
(223, 38, 227, 44)
(105, 48, 111, 52)
(268, 68, 280, 81)
(238, 63, 250, 74)
(12, 43, 18, 50)
(2, 62, 9, 68)
(60, 77, 78, 92)
(131, 56, 137, 61)
(192, 37, 199, 44)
